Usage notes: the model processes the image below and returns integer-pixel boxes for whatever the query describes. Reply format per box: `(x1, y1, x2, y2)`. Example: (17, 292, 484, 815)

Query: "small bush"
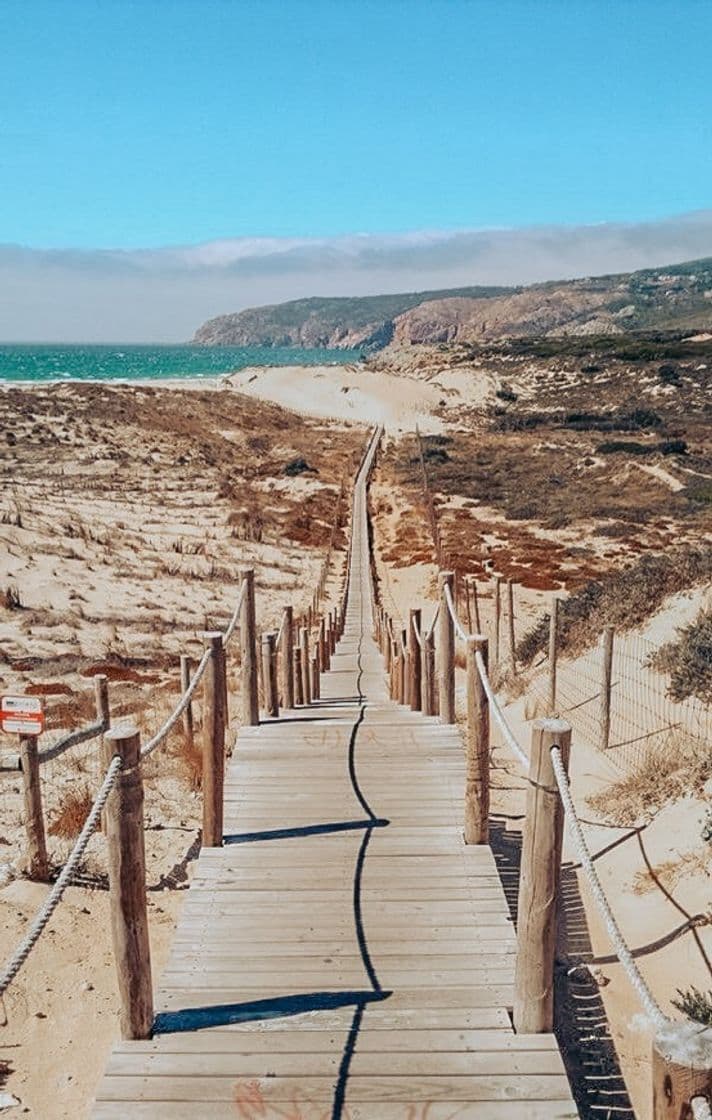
(3, 585, 23, 610)
(49, 786, 94, 839)
(283, 457, 316, 476)
(658, 363, 681, 386)
(650, 607, 712, 704)
(672, 987, 712, 1026)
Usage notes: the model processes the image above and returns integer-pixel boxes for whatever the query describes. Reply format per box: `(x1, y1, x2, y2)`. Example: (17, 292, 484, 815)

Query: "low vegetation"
(672, 987, 712, 1027)
(649, 606, 712, 704)
(587, 731, 711, 826)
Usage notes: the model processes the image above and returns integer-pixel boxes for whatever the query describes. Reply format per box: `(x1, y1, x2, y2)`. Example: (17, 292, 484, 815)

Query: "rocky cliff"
(192, 260, 712, 351)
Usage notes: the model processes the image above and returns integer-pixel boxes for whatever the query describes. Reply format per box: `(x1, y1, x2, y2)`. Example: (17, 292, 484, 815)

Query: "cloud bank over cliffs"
(2, 210, 712, 342)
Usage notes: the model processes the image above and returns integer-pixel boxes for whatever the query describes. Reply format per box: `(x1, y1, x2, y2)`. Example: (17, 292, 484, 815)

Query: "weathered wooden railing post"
(262, 632, 279, 718)
(104, 723, 153, 1040)
(409, 608, 422, 712)
(652, 1026, 712, 1119)
(201, 631, 226, 847)
(179, 655, 194, 746)
(384, 619, 392, 671)
(548, 597, 559, 713)
(422, 626, 437, 715)
(507, 579, 517, 674)
(19, 733, 49, 881)
(293, 647, 304, 706)
(402, 629, 411, 706)
(300, 626, 311, 706)
(330, 609, 337, 655)
(311, 651, 320, 701)
(438, 571, 455, 724)
(470, 576, 482, 632)
(281, 606, 295, 709)
(94, 672, 111, 731)
(465, 636, 489, 844)
(240, 569, 259, 726)
(514, 717, 571, 1033)
(493, 575, 501, 666)
(391, 639, 400, 702)
(600, 626, 614, 750)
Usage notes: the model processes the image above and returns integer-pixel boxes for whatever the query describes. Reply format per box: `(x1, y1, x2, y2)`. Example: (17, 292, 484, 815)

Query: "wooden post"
(330, 610, 337, 655)
(262, 632, 279, 718)
(104, 724, 153, 1040)
(493, 576, 501, 666)
(600, 626, 614, 750)
(240, 569, 259, 727)
(281, 606, 295, 709)
(652, 1025, 712, 1120)
(384, 620, 392, 671)
(471, 577, 482, 633)
(293, 647, 304, 706)
(94, 673, 110, 730)
(507, 579, 517, 674)
(409, 608, 422, 712)
(402, 629, 410, 706)
(465, 637, 489, 844)
(319, 617, 330, 672)
(390, 639, 398, 701)
(179, 656, 194, 745)
(422, 627, 437, 715)
(300, 627, 311, 706)
(311, 652, 320, 701)
(464, 577, 473, 632)
(19, 734, 49, 881)
(438, 571, 455, 724)
(548, 597, 558, 713)
(513, 717, 572, 1033)
(201, 632, 226, 847)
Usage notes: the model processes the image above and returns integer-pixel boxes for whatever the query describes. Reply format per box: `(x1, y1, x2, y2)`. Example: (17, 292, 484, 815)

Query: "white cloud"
(1, 210, 712, 341)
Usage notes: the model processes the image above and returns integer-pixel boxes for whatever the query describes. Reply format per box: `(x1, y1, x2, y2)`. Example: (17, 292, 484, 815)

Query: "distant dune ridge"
(193, 256, 712, 350)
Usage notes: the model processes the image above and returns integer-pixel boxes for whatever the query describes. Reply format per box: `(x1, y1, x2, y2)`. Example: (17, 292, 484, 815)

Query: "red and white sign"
(1, 695, 45, 736)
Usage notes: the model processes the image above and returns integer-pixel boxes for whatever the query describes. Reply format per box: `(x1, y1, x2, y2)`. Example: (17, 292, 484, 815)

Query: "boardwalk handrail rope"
(223, 577, 248, 646)
(37, 719, 105, 765)
(437, 569, 678, 1032)
(0, 575, 248, 995)
(0, 754, 123, 997)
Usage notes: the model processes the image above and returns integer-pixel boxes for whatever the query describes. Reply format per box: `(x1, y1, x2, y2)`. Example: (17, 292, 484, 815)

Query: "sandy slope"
(227, 363, 447, 431)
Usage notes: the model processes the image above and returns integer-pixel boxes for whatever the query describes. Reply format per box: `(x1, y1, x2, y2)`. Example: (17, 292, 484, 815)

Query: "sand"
(0, 359, 708, 1119)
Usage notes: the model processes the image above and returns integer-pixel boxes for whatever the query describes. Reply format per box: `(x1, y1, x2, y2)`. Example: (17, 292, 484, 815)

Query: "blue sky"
(2, 0, 711, 249)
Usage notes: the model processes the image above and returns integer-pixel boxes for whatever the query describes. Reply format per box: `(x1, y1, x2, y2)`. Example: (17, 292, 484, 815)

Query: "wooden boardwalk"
(91, 449, 578, 1118)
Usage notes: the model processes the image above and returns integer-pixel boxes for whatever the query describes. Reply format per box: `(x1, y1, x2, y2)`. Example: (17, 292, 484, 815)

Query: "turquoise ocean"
(0, 344, 363, 383)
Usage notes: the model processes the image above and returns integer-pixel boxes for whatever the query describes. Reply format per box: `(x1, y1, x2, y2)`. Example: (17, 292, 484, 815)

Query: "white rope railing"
(0, 754, 123, 996)
(474, 650, 529, 769)
(140, 646, 211, 759)
(443, 581, 470, 642)
(223, 578, 248, 646)
(38, 719, 105, 765)
(551, 744, 667, 1029)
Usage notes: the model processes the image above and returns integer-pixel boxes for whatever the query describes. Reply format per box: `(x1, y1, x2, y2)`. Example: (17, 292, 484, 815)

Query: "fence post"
(330, 609, 337, 655)
(548, 597, 559, 713)
(652, 1025, 712, 1119)
(507, 579, 517, 674)
(293, 647, 304, 706)
(471, 576, 482, 633)
(262, 632, 279, 718)
(240, 569, 259, 727)
(493, 575, 501, 666)
(281, 606, 295, 709)
(402, 629, 411, 706)
(465, 636, 489, 844)
(300, 627, 311, 706)
(600, 626, 614, 750)
(94, 673, 111, 730)
(438, 571, 455, 724)
(201, 631, 226, 847)
(384, 619, 392, 671)
(390, 639, 398, 701)
(19, 734, 49, 881)
(409, 609, 422, 712)
(104, 723, 153, 1040)
(179, 656, 194, 746)
(514, 717, 572, 1033)
(422, 627, 437, 715)
(311, 652, 320, 700)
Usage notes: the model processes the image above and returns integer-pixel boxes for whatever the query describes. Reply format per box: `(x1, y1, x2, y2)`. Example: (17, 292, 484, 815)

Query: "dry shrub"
(167, 728, 203, 792)
(588, 732, 711, 826)
(649, 605, 712, 705)
(49, 786, 94, 839)
(632, 846, 712, 895)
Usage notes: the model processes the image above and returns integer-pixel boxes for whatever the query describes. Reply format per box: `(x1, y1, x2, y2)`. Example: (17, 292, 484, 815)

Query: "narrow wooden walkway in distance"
(92, 448, 578, 1119)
